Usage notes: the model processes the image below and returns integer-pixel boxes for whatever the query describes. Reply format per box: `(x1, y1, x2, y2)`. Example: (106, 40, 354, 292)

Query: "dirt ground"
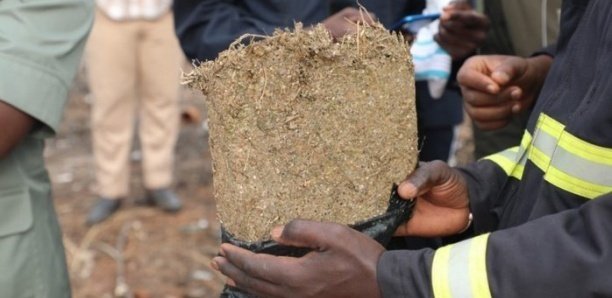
(46, 69, 225, 298)
(45, 66, 474, 298)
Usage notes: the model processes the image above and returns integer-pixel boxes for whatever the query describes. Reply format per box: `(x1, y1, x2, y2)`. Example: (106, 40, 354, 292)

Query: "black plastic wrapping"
(219, 184, 415, 297)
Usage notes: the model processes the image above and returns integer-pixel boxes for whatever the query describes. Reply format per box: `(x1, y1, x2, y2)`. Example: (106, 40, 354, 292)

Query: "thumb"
(271, 220, 343, 250)
(491, 57, 528, 86)
(398, 161, 455, 199)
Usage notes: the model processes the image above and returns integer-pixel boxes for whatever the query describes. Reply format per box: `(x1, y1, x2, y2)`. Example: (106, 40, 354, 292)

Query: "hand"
(435, 1, 489, 60)
(322, 7, 377, 40)
(395, 161, 470, 237)
(212, 220, 384, 298)
(458, 54, 553, 130)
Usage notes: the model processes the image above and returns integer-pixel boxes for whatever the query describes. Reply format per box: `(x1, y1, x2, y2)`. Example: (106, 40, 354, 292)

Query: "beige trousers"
(87, 9, 181, 198)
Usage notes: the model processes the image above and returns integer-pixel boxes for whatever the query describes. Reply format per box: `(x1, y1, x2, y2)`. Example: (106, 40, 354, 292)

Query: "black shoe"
(86, 197, 122, 226)
(146, 188, 182, 213)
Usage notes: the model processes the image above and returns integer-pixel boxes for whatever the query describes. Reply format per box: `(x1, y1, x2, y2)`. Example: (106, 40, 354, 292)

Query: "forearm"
(0, 100, 35, 159)
(378, 193, 612, 297)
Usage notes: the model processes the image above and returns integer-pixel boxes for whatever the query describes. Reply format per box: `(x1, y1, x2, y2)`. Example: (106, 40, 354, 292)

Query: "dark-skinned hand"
(322, 7, 377, 40)
(457, 54, 553, 130)
(435, 1, 489, 60)
(395, 161, 471, 237)
(211, 219, 384, 298)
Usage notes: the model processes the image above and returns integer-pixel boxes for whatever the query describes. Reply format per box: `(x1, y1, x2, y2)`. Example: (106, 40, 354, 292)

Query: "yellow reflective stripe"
(528, 145, 551, 173)
(432, 245, 452, 298)
(431, 234, 492, 298)
(469, 234, 492, 298)
(545, 166, 612, 199)
(520, 130, 533, 149)
(479, 113, 612, 199)
(483, 134, 531, 180)
(483, 150, 517, 176)
(557, 132, 612, 166)
(535, 114, 612, 199)
(509, 164, 525, 179)
(538, 113, 565, 138)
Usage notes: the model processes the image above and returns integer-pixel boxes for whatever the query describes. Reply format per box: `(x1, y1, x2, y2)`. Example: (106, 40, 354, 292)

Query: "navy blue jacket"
(378, 0, 612, 296)
(174, 0, 328, 61)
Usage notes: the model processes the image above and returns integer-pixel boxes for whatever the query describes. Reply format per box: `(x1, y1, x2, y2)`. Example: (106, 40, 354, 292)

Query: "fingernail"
(227, 278, 237, 287)
(270, 226, 284, 240)
(486, 84, 498, 93)
(511, 89, 522, 99)
(399, 182, 417, 198)
(492, 72, 510, 84)
(210, 260, 220, 271)
(512, 104, 521, 113)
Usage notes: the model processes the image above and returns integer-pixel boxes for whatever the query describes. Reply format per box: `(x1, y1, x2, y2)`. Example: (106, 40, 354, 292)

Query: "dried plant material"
(186, 23, 418, 242)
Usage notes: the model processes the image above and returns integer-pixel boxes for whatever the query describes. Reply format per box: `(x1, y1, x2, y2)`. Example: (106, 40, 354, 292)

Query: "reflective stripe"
(482, 113, 612, 199)
(483, 147, 519, 176)
(483, 133, 530, 180)
(432, 234, 492, 298)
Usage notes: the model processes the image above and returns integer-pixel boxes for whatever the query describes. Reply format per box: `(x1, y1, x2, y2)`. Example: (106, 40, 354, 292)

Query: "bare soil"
(47, 71, 225, 298)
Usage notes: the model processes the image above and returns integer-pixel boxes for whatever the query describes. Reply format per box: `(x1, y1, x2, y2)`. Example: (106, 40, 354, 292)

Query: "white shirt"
(96, 0, 172, 21)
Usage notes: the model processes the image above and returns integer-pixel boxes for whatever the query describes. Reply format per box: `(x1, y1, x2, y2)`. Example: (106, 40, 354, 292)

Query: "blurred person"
(335, 0, 489, 163)
(471, 0, 562, 159)
(0, 0, 93, 296)
(86, 0, 183, 225)
(210, 0, 612, 296)
(173, 1, 376, 62)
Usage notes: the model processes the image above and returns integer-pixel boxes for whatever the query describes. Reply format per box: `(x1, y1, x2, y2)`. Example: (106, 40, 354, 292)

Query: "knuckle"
(328, 223, 349, 239)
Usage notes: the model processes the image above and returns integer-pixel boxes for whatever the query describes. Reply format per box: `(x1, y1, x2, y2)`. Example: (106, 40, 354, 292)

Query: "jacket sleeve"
(378, 192, 612, 297)
(459, 157, 518, 233)
(173, 0, 283, 61)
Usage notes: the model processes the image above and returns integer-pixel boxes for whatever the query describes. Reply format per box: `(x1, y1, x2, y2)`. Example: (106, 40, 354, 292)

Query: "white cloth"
(95, 0, 172, 21)
(410, 0, 453, 99)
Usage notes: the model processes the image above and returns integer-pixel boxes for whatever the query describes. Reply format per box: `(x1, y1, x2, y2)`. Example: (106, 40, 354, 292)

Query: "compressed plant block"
(186, 23, 418, 242)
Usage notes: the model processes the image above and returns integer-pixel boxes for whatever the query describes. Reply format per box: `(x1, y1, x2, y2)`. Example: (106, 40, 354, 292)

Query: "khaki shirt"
(0, 0, 93, 297)
(500, 0, 562, 57)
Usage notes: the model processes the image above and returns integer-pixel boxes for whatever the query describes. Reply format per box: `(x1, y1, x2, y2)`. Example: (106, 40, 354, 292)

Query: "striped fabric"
(484, 113, 612, 199)
(432, 233, 492, 298)
(96, 0, 172, 21)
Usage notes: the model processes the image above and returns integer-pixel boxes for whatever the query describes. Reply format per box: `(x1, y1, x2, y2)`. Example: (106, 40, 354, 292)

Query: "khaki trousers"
(87, 10, 181, 198)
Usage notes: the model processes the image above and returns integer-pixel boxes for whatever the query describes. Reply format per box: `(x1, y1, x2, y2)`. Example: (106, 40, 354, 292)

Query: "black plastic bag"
(219, 184, 415, 298)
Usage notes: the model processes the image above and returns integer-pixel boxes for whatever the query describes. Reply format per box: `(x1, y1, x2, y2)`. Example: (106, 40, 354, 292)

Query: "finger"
(457, 66, 500, 94)
(272, 219, 352, 250)
(213, 256, 284, 298)
(462, 90, 504, 108)
(399, 161, 453, 199)
(219, 244, 296, 284)
(343, 9, 377, 25)
(435, 29, 480, 59)
(448, 10, 489, 29)
(491, 58, 528, 86)
(464, 101, 514, 122)
(438, 19, 488, 45)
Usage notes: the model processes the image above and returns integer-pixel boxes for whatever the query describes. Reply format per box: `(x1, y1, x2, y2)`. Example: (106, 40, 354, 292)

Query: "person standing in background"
(471, 0, 562, 159)
(87, 0, 183, 225)
(0, 0, 93, 296)
(333, 0, 489, 163)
